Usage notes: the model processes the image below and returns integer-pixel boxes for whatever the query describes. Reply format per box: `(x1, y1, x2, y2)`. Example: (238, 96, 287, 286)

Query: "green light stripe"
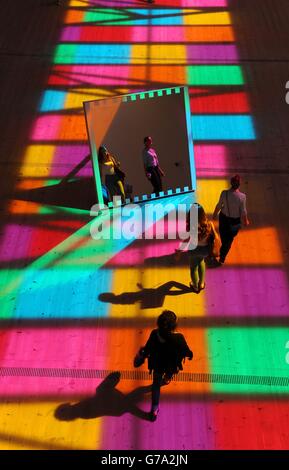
(187, 65, 244, 85)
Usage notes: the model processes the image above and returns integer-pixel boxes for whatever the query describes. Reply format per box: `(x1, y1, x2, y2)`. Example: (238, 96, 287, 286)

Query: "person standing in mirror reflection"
(98, 146, 126, 203)
(142, 136, 165, 196)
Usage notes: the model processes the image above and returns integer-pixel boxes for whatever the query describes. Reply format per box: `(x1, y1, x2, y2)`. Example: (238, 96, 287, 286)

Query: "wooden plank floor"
(0, 0, 289, 450)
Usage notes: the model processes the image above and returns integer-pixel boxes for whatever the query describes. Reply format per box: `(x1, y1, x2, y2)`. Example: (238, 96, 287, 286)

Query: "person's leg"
(198, 258, 206, 289)
(189, 253, 200, 291)
(219, 213, 233, 263)
(149, 167, 162, 195)
(116, 179, 125, 203)
(151, 372, 162, 420)
(155, 168, 162, 192)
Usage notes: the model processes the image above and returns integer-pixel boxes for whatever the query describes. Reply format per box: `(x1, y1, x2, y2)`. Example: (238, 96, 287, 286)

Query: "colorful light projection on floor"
(1, 0, 289, 451)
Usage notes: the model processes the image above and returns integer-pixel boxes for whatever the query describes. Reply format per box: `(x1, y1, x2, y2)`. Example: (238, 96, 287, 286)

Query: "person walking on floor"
(213, 174, 250, 265)
(185, 204, 220, 292)
(142, 136, 165, 196)
(134, 310, 193, 422)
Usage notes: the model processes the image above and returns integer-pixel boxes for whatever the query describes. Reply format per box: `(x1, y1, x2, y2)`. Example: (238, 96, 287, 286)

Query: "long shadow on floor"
(14, 177, 96, 211)
(98, 281, 192, 309)
(54, 372, 151, 421)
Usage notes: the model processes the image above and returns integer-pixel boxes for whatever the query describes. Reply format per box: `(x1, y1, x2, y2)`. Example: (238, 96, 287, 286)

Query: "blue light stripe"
(55, 45, 131, 64)
(39, 90, 67, 112)
(192, 115, 256, 140)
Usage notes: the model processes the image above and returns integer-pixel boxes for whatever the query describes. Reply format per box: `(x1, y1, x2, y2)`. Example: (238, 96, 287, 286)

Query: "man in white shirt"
(142, 136, 165, 196)
(213, 174, 249, 264)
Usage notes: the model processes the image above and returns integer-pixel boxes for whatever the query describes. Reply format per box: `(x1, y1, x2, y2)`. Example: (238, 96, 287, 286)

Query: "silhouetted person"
(213, 174, 249, 264)
(134, 310, 193, 422)
(142, 136, 165, 196)
(54, 372, 150, 421)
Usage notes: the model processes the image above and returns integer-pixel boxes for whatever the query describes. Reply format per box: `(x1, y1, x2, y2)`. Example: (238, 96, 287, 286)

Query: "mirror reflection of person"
(98, 146, 125, 203)
(142, 136, 165, 196)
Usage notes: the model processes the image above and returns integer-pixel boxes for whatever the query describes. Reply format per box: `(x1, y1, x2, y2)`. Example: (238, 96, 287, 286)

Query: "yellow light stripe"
(183, 10, 231, 26)
(0, 401, 101, 450)
(131, 45, 187, 65)
(109, 267, 205, 318)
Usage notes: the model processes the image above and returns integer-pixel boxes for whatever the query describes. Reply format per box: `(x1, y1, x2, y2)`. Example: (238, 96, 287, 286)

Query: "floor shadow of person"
(54, 372, 151, 422)
(98, 281, 192, 309)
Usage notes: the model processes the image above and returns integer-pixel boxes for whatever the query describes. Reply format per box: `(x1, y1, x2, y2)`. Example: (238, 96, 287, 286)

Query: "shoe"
(189, 282, 199, 293)
(215, 259, 224, 267)
(198, 282, 206, 291)
(150, 408, 159, 422)
(162, 374, 172, 385)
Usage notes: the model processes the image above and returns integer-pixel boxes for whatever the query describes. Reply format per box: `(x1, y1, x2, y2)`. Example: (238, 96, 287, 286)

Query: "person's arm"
(143, 330, 156, 357)
(241, 195, 250, 226)
(142, 151, 151, 178)
(154, 151, 165, 177)
(213, 191, 224, 219)
(178, 334, 193, 360)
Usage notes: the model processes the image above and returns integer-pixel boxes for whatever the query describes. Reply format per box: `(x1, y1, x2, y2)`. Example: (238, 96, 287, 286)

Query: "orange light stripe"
(185, 25, 235, 43)
(65, 9, 84, 25)
(129, 65, 187, 85)
(58, 115, 87, 141)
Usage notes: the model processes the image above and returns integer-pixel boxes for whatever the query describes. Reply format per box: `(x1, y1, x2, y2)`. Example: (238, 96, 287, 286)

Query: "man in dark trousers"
(142, 136, 165, 196)
(213, 174, 250, 264)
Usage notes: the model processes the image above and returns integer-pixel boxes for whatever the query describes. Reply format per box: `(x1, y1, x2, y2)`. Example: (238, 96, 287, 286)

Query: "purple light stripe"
(102, 400, 214, 450)
(205, 268, 289, 317)
(60, 26, 81, 42)
(84, 1, 228, 6)
(187, 45, 238, 63)
(50, 145, 92, 178)
(0, 224, 35, 262)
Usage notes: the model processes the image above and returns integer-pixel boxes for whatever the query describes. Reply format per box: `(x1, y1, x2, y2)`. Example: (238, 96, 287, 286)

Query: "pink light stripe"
(106, 239, 179, 267)
(194, 144, 228, 174)
(49, 65, 132, 87)
(0, 327, 107, 396)
(132, 26, 185, 43)
(187, 45, 238, 63)
(86, 1, 228, 6)
(31, 115, 62, 141)
(205, 268, 289, 317)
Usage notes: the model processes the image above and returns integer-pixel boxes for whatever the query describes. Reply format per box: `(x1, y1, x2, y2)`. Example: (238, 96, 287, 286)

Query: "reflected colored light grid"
(81, 9, 231, 26)
(54, 44, 238, 65)
(208, 327, 289, 393)
(31, 114, 254, 142)
(69, 1, 228, 7)
(60, 26, 235, 44)
(48, 65, 244, 87)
